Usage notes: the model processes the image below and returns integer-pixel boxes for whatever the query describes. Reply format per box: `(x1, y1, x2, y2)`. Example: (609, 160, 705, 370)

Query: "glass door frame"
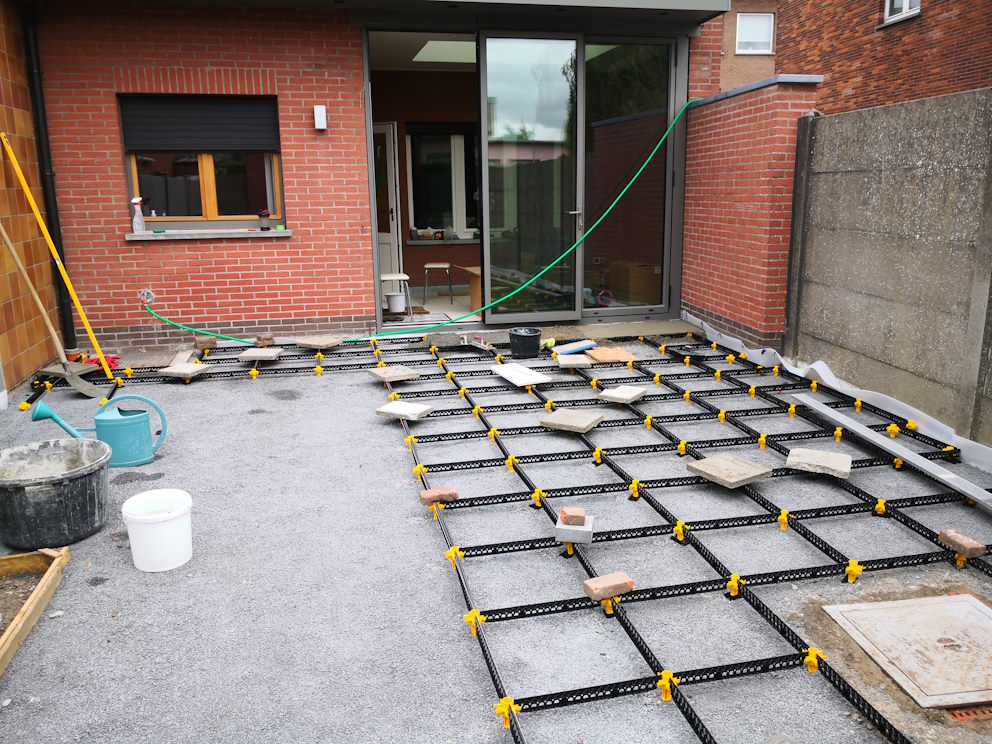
(480, 31, 585, 325)
(579, 34, 682, 321)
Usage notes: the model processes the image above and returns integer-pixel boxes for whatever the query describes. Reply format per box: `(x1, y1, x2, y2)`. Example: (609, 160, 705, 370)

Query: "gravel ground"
(1, 338, 991, 744)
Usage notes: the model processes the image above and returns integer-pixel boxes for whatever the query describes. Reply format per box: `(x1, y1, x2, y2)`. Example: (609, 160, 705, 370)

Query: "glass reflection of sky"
(487, 39, 574, 142)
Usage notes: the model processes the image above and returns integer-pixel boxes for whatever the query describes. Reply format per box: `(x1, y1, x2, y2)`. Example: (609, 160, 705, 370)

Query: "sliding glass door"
(481, 35, 582, 323)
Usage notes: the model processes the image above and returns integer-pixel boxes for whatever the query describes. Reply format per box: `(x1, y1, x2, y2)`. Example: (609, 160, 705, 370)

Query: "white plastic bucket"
(121, 488, 193, 572)
(385, 292, 406, 313)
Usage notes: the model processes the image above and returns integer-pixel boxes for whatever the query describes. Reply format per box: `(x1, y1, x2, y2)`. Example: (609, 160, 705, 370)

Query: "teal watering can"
(31, 395, 167, 468)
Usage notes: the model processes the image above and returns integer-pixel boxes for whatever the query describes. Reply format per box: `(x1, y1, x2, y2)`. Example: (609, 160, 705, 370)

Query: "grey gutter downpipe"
(22, 5, 77, 350)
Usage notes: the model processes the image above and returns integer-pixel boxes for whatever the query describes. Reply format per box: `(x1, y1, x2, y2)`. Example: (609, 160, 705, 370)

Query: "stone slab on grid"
(540, 408, 604, 433)
(786, 448, 853, 479)
(824, 594, 992, 708)
(586, 346, 639, 363)
(296, 335, 342, 350)
(367, 365, 421, 383)
(40, 361, 94, 378)
(490, 362, 553, 387)
(557, 353, 592, 369)
(686, 453, 773, 489)
(238, 347, 284, 362)
(169, 349, 199, 366)
(374, 400, 434, 421)
(598, 385, 649, 404)
(158, 362, 212, 378)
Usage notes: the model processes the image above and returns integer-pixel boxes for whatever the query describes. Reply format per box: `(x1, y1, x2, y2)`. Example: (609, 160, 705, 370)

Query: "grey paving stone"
(786, 448, 853, 478)
(557, 353, 592, 369)
(687, 453, 773, 489)
(540, 408, 604, 433)
(374, 400, 434, 420)
(297, 335, 342, 350)
(491, 362, 553, 387)
(367, 365, 421, 383)
(238, 347, 284, 362)
(598, 385, 649, 404)
(158, 362, 211, 378)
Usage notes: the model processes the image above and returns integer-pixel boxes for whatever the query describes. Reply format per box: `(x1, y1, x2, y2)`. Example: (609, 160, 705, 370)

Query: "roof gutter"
(21, 3, 77, 351)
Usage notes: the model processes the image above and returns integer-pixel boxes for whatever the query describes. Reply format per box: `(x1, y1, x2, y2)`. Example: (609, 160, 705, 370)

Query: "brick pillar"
(682, 79, 819, 349)
(689, 15, 723, 99)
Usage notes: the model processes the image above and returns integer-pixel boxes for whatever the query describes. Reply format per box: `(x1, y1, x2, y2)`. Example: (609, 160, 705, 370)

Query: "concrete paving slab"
(238, 347, 284, 362)
(491, 362, 553, 387)
(296, 335, 342, 350)
(586, 346, 637, 363)
(39, 361, 93, 378)
(169, 349, 199, 366)
(598, 385, 649, 404)
(158, 362, 211, 378)
(687, 454, 773, 489)
(367, 365, 421, 383)
(554, 514, 595, 544)
(786, 448, 853, 478)
(540, 408, 604, 433)
(557, 353, 592, 369)
(374, 400, 434, 420)
(824, 594, 992, 708)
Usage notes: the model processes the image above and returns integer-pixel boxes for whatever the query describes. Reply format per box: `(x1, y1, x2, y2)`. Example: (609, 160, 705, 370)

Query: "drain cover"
(824, 594, 992, 708)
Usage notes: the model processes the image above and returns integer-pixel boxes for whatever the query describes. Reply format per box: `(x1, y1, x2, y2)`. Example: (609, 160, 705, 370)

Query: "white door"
(373, 122, 402, 293)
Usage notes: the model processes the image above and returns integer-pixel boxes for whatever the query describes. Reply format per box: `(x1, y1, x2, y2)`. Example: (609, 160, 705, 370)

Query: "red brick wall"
(776, 1, 992, 114)
(682, 82, 818, 348)
(689, 15, 724, 99)
(37, 2, 371, 345)
(721, 0, 777, 92)
(1, 0, 59, 389)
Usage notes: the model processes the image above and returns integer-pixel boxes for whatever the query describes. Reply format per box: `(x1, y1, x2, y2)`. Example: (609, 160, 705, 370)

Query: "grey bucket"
(0, 439, 111, 549)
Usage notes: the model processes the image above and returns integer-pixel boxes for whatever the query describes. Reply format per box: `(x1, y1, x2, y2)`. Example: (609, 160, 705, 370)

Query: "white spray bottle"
(131, 197, 146, 233)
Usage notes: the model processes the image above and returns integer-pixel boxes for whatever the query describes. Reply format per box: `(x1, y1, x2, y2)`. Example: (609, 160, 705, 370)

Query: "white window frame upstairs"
(884, 0, 921, 23)
(735, 12, 775, 55)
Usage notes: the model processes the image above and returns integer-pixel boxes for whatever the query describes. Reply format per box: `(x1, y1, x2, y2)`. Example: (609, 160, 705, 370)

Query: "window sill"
(876, 9, 920, 30)
(125, 229, 293, 242)
(406, 238, 480, 247)
(735, 50, 775, 56)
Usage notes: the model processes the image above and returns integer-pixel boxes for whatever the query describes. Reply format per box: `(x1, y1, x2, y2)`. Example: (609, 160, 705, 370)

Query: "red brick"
(419, 487, 459, 506)
(560, 507, 586, 526)
(583, 572, 634, 601)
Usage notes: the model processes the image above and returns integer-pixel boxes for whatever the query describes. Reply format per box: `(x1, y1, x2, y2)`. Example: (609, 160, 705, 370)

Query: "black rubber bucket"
(508, 327, 542, 359)
(0, 439, 111, 549)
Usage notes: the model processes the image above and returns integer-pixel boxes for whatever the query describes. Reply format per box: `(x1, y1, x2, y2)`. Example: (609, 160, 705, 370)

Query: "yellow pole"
(1, 132, 112, 378)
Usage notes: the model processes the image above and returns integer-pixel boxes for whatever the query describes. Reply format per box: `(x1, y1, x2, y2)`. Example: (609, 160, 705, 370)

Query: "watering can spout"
(31, 400, 87, 439)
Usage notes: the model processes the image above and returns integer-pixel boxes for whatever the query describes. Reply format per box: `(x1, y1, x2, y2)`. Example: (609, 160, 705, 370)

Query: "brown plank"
(0, 547, 70, 678)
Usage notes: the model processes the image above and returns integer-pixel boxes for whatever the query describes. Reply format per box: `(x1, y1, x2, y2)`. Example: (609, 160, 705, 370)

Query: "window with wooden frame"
(120, 95, 283, 225)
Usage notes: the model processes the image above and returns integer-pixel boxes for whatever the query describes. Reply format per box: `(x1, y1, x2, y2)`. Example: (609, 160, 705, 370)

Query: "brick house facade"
(775, 0, 992, 113)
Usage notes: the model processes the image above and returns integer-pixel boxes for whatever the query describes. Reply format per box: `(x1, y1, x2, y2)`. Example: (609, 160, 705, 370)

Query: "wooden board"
(0, 547, 70, 678)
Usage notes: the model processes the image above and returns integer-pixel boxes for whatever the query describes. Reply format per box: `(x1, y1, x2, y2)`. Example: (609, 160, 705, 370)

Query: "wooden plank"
(0, 547, 70, 678)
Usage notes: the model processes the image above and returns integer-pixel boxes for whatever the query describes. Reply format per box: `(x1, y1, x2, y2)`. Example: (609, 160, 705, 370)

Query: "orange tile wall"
(0, 0, 58, 390)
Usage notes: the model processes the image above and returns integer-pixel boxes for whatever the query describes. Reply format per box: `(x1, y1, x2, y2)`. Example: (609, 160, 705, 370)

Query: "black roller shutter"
(119, 95, 279, 152)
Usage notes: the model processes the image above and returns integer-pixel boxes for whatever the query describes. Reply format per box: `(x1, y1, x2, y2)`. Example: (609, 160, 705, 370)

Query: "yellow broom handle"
(1, 132, 112, 378)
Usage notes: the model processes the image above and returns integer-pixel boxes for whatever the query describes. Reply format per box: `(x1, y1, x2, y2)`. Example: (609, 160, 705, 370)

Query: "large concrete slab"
(375, 401, 434, 421)
(297, 335, 342, 350)
(367, 365, 421, 383)
(238, 347, 284, 362)
(491, 363, 552, 387)
(686, 453, 772, 489)
(557, 354, 592, 369)
(540, 408, 603, 433)
(598, 385, 648, 404)
(824, 594, 992, 708)
(786, 448, 852, 478)
(158, 362, 211, 379)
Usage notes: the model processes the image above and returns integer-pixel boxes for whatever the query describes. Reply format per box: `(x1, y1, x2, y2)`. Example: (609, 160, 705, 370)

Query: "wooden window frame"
(129, 152, 282, 222)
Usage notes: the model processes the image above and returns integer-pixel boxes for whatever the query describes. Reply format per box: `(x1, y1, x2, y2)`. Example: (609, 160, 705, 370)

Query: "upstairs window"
(406, 124, 479, 238)
(884, 0, 921, 23)
(736, 13, 775, 55)
(120, 95, 282, 224)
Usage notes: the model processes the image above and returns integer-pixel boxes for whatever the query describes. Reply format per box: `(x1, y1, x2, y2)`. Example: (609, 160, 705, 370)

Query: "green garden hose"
(144, 97, 700, 344)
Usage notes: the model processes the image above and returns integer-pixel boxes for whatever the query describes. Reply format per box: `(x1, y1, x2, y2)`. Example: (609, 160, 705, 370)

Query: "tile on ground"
(652, 484, 770, 522)
(462, 547, 591, 609)
(778, 436, 878, 461)
(520, 687, 698, 743)
(582, 533, 720, 589)
(688, 665, 887, 744)
(752, 476, 865, 511)
(540, 408, 604, 433)
(546, 490, 669, 533)
(623, 591, 797, 670)
(686, 454, 772, 489)
(483, 611, 653, 699)
(803, 513, 944, 561)
(523, 459, 627, 491)
(693, 522, 838, 576)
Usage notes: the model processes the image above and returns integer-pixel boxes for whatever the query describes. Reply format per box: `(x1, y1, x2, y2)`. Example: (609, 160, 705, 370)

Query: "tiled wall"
(0, 0, 57, 390)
